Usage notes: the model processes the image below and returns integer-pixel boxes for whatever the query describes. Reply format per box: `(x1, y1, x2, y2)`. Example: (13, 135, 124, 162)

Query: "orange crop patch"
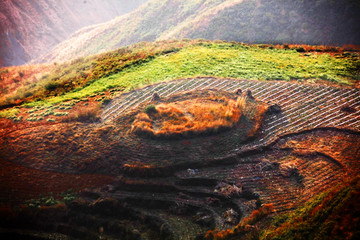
(131, 90, 269, 139)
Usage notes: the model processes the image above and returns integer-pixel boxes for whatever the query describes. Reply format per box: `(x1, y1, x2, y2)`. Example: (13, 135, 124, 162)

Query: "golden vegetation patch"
(0, 64, 53, 104)
(62, 103, 101, 123)
(131, 90, 269, 139)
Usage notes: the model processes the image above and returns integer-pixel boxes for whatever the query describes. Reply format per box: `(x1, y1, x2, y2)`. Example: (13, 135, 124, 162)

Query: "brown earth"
(0, 158, 114, 204)
(0, 87, 359, 239)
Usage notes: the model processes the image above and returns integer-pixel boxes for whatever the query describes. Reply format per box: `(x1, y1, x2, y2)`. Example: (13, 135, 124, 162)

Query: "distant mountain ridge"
(0, 0, 147, 67)
(35, 0, 360, 64)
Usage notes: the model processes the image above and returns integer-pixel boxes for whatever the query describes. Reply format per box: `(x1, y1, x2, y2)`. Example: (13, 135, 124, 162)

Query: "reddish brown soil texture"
(0, 88, 359, 239)
(0, 159, 114, 204)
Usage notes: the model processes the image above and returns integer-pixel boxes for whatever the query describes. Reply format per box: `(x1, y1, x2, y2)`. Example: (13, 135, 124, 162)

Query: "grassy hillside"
(0, 40, 359, 239)
(35, 0, 360, 64)
(1, 40, 359, 117)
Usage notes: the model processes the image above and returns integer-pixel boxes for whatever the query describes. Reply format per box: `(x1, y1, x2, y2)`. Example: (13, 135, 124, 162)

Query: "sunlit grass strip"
(13, 42, 358, 109)
(0, 108, 21, 119)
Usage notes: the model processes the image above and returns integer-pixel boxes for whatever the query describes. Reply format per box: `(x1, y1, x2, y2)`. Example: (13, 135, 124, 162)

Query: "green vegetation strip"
(39, 43, 357, 105)
(1, 41, 358, 117)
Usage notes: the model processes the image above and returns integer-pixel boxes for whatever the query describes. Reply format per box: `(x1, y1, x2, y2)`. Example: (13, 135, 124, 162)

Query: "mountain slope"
(35, 0, 360, 64)
(0, 0, 147, 67)
(160, 0, 360, 45)
(0, 40, 359, 239)
(34, 0, 226, 63)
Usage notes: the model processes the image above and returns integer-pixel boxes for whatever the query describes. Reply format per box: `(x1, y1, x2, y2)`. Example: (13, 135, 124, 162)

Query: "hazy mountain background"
(34, 0, 360, 64)
(0, 0, 147, 67)
(1, 0, 359, 67)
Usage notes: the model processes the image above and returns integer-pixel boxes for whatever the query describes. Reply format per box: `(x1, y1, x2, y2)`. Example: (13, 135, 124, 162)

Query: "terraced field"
(52, 77, 358, 239)
(103, 77, 360, 148)
(1, 78, 359, 239)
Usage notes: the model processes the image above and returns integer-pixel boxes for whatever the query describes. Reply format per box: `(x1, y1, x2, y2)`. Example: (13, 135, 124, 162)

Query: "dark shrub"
(296, 47, 306, 53)
(45, 82, 59, 91)
(24, 91, 33, 98)
(102, 98, 111, 106)
(144, 104, 157, 114)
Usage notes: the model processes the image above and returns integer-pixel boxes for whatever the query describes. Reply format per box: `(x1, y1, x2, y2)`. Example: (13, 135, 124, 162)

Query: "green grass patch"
(0, 108, 21, 119)
(53, 112, 69, 116)
(24, 190, 78, 208)
(3, 41, 358, 109)
(37, 44, 355, 107)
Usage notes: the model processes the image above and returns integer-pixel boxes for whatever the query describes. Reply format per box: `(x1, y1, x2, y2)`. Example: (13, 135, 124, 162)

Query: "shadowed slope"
(35, 0, 360, 64)
(0, 0, 147, 67)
